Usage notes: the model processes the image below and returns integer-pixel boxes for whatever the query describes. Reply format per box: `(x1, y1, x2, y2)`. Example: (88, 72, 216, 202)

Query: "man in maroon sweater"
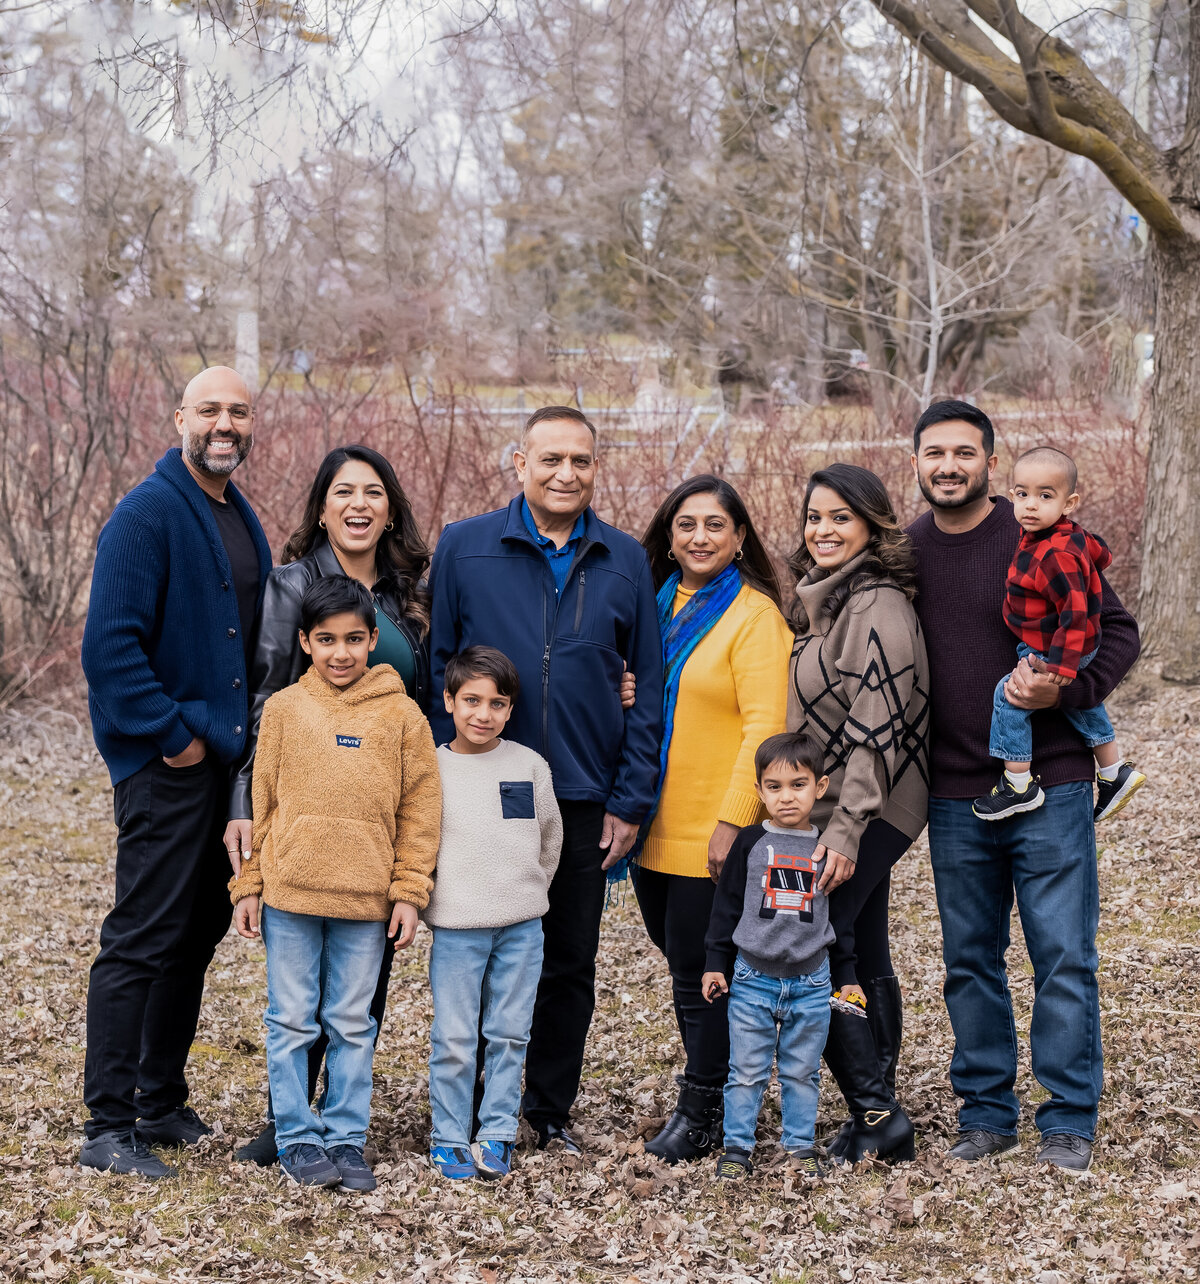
(906, 400, 1139, 1173)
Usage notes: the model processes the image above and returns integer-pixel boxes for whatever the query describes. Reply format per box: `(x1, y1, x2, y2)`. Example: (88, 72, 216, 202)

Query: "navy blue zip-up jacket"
(82, 448, 271, 785)
(429, 495, 664, 823)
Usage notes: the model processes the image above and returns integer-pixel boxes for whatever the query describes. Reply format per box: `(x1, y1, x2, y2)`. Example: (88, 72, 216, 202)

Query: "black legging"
(631, 865, 729, 1090)
(826, 818, 912, 991)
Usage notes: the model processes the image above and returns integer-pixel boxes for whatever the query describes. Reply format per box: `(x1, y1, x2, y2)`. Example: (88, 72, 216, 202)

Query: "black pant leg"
(631, 865, 687, 1046)
(84, 757, 226, 1137)
(522, 799, 607, 1130)
(826, 819, 912, 991)
(660, 873, 729, 1089)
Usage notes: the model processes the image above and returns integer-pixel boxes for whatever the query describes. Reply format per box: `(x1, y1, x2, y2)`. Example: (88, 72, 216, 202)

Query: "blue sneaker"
(430, 1145, 478, 1180)
(476, 1140, 514, 1180)
(279, 1143, 341, 1187)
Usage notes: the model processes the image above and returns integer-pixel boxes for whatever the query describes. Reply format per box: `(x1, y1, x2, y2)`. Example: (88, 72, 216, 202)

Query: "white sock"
(1005, 769, 1032, 792)
(1097, 761, 1121, 782)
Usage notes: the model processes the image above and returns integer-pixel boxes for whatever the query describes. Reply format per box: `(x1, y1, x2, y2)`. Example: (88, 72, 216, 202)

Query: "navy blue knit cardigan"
(82, 448, 271, 785)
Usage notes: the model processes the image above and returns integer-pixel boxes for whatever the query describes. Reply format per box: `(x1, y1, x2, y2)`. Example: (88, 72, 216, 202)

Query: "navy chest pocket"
(499, 781, 536, 819)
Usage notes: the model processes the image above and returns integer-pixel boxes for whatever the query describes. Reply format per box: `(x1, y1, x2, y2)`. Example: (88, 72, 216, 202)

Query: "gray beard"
(182, 428, 252, 477)
(918, 471, 989, 510)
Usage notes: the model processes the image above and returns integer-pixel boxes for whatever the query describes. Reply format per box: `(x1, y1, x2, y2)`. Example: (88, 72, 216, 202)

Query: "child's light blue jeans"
(428, 918, 544, 1147)
(261, 905, 386, 1153)
(722, 954, 831, 1155)
(989, 643, 1115, 764)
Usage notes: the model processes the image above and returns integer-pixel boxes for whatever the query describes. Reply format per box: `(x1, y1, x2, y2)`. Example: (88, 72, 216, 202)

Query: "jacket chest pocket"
(499, 781, 536, 819)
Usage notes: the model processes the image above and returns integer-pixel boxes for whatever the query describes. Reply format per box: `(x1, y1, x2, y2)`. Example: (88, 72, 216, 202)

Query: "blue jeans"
(261, 906, 386, 1151)
(989, 644, 1114, 762)
(928, 785, 1101, 1140)
(429, 918, 544, 1147)
(722, 956, 832, 1154)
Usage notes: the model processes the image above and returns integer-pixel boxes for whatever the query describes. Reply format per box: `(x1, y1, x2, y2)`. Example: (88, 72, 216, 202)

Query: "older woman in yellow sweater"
(632, 475, 793, 1164)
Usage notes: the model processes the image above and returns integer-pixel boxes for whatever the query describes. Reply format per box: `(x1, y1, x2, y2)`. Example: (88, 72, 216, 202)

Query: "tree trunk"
(1138, 233, 1200, 682)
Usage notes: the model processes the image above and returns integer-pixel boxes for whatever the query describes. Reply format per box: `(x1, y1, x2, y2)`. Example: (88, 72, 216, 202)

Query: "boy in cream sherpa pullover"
(424, 646, 561, 1182)
(230, 577, 440, 1191)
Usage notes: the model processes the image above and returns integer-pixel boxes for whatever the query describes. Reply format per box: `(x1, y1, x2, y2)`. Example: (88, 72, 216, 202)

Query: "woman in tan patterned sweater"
(787, 463, 929, 1166)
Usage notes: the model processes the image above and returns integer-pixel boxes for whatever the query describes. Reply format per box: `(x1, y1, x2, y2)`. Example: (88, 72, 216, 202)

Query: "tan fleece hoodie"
(229, 664, 440, 920)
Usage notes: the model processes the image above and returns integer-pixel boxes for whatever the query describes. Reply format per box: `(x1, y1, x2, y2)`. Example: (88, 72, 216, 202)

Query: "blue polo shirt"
(521, 498, 586, 594)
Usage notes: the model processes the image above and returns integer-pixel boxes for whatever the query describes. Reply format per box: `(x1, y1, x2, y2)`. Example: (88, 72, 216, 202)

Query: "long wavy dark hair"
(641, 475, 783, 610)
(282, 444, 431, 633)
(787, 463, 917, 632)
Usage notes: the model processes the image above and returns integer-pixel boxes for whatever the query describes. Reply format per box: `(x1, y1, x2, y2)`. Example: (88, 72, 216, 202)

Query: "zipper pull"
(542, 644, 551, 676)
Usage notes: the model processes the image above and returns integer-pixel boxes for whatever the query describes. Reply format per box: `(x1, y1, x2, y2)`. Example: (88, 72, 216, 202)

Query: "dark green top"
(371, 607, 418, 692)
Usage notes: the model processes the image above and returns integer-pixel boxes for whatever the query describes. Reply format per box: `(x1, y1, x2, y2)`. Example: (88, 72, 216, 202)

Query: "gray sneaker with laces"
(1037, 1133, 1092, 1171)
(80, 1129, 178, 1180)
(947, 1129, 1018, 1161)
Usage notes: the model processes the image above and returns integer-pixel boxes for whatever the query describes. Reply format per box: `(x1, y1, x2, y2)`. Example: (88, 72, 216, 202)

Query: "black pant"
(631, 866, 728, 1089)
(826, 819, 912, 991)
(84, 756, 232, 1137)
(522, 799, 608, 1130)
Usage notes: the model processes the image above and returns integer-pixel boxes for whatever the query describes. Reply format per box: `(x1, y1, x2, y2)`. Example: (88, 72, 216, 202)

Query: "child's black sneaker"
(972, 773, 1045, 821)
(714, 1147, 752, 1180)
(328, 1144, 376, 1191)
(786, 1147, 824, 1179)
(1094, 762, 1146, 822)
(279, 1143, 341, 1187)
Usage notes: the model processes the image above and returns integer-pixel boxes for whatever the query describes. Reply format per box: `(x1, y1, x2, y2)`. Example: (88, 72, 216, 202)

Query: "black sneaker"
(714, 1147, 752, 1180)
(135, 1106, 213, 1147)
(80, 1129, 178, 1179)
(972, 774, 1045, 821)
(947, 1129, 1018, 1162)
(234, 1121, 279, 1166)
(786, 1147, 824, 1179)
(1037, 1133, 1092, 1172)
(279, 1143, 342, 1187)
(1094, 762, 1146, 822)
(328, 1144, 376, 1191)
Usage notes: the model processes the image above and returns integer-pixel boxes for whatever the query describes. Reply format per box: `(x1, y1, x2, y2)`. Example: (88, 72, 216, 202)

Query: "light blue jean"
(722, 955, 832, 1154)
(261, 905, 386, 1152)
(429, 918, 544, 1147)
(989, 643, 1114, 763)
(928, 784, 1101, 1140)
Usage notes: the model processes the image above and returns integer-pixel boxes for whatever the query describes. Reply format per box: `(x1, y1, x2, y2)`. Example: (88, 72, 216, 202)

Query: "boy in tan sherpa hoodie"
(229, 576, 440, 1191)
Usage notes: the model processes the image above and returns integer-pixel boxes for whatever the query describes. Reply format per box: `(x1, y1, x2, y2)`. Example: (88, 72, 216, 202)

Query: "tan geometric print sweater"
(787, 555, 930, 864)
(229, 664, 441, 920)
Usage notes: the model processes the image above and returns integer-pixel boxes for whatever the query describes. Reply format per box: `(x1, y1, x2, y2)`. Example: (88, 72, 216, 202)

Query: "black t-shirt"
(204, 490, 259, 663)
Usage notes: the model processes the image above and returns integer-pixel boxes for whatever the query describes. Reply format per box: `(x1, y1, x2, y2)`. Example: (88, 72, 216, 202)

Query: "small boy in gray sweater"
(702, 731, 834, 1180)
(424, 647, 562, 1183)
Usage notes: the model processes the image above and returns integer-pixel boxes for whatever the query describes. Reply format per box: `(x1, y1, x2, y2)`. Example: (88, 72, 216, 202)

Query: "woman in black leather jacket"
(226, 443, 431, 1165)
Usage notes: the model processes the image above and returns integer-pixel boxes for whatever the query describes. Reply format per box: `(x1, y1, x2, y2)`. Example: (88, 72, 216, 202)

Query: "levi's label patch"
(336, 735, 362, 749)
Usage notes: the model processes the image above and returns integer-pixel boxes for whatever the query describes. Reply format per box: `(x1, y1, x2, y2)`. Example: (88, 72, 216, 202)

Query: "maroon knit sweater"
(907, 497, 1140, 799)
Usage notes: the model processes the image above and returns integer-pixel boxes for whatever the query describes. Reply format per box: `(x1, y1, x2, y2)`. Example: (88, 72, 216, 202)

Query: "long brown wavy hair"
(788, 463, 916, 632)
(281, 444, 431, 633)
(641, 474, 783, 609)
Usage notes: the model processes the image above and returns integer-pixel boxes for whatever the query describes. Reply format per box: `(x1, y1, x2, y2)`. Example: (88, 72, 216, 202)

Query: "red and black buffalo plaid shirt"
(1003, 516, 1113, 679)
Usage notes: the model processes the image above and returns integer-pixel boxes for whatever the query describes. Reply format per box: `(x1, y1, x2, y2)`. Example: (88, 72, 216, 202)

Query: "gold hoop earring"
(667, 550, 676, 561)
(385, 521, 394, 531)
(319, 519, 326, 529)
(735, 548, 744, 560)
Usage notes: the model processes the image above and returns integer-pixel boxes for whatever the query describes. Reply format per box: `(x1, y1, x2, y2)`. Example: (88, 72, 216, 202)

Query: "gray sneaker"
(279, 1143, 342, 1187)
(947, 1129, 1018, 1161)
(80, 1129, 178, 1180)
(328, 1144, 377, 1191)
(1037, 1133, 1092, 1172)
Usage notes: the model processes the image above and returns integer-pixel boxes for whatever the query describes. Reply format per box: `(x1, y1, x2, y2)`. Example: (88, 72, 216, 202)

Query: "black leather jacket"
(227, 538, 431, 819)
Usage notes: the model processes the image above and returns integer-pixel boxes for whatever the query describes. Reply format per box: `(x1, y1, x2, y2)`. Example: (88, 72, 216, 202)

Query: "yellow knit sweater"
(638, 582, 793, 878)
(229, 664, 441, 920)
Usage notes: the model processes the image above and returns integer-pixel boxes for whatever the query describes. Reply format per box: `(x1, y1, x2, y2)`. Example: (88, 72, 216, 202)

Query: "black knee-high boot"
(865, 975, 903, 1097)
(822, 1007, 914, 1164)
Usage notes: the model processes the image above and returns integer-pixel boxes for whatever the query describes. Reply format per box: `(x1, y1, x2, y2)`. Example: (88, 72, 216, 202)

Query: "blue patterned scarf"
(607, 560, 743, 890)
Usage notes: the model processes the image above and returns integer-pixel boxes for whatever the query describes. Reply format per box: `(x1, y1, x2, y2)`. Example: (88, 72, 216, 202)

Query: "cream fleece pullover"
(229, 664, 440, 920)
(423, 739, 562, 930)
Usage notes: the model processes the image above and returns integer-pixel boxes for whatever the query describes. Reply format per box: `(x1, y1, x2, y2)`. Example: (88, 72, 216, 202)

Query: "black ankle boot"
(645, 1078, 723, 1164)
(234, 1120, 278, 1166)
(822, 1008, 914, 1164)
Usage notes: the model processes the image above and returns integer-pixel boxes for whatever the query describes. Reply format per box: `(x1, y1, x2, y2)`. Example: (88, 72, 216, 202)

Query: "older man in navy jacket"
(80, 365, 270, 1178)
(430, 405, 664, 1151)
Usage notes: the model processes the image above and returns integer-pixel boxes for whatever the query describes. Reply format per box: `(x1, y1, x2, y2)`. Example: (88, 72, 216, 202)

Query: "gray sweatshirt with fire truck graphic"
(704, 821, 834, 980)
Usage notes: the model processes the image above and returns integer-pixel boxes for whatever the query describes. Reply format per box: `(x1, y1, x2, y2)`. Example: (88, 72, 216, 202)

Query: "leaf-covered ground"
(1, 679, 1198, 1283)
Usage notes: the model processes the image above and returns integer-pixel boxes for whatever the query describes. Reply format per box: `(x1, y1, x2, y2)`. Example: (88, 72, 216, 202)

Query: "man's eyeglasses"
(181, 402, 253, 422)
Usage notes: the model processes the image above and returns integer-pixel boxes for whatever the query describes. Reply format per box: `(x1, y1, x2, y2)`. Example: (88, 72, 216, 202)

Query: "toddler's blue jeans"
(989, 644, 1114, 763)
(429, 918, 544, 1147)
(722, 955, 831, 1154)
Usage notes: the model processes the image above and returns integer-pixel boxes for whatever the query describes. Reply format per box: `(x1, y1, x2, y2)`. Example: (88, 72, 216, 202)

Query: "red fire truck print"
(758, 843, 817, 921)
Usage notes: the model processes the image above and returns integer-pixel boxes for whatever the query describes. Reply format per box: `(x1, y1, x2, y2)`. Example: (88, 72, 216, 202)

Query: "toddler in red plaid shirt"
(973, 447, 1146, 824)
